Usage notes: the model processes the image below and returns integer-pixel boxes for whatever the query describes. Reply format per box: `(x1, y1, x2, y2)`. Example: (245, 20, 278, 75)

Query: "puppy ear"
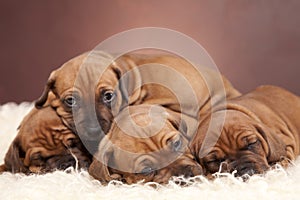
(254, 123, 287, 163)
(4, 138, 27, 173)
(167, 111, 200, 140)
(112, 57, 142, 105)
(167, 112, 188, 134)
(0, 164, 6, 173)
(35, 71, 57, 108)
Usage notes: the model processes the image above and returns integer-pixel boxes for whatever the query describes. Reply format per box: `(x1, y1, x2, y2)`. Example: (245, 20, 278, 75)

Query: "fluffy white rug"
(0, 102, 300, 200)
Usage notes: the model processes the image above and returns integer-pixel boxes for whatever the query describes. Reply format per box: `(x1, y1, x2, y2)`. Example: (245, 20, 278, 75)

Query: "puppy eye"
(206, 159, 217, 165)
(64, 96, 78, 108)
(247, 139, 260, 150)
(206, 158, 225, 166)
(172, 139, 182, 152)
(206, 160, 217, 165)
(102, 91, 115, 104)
(140, 167, 154, 175)
(204, 154, 224, 165)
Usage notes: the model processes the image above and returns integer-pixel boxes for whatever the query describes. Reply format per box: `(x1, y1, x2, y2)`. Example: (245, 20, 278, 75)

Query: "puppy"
(89, 104, 203, 184)
(190, 85, 300, 177)
(94, 52, 241, 140)
(35, 52, 115, 153)
(35, 51, 240, 154)
(0, 106, 92, 174)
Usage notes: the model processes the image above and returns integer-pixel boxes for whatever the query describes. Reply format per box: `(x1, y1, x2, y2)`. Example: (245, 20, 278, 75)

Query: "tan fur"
(190, 85, 300, 177)
(95, 53, 241, 131)
(1, 106, 92, 174)
(35, 51, 240, 155)
(89, 104, 203, 184)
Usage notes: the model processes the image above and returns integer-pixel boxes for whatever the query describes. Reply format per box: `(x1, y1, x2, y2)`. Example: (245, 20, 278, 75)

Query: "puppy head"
(89, 105, 203, 184)
(35, 51, 116, 146)
(35, 53, 88, 131)
(35, 52, 86, 109)
(195, 110, 286, 177)
(3, 107, 92, 174)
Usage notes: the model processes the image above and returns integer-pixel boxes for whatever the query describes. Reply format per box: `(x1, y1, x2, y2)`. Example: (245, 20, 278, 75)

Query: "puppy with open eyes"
(35, 51, 241, 155)
(34, 52, 114, 154)
(0, 106, 92, 174)
(88, 104, 203, 184)
(190, 85, 300, 177)
(95, 52, 241, 135)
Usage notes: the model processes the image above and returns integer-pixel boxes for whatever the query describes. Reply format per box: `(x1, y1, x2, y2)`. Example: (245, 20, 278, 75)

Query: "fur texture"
(1, 102, 300, 200)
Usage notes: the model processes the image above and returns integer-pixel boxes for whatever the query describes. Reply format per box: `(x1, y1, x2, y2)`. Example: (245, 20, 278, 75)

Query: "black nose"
(59, 159, 76, 170)
(46, 155, 76, 171)
(86, 126, 102, 137)
(230, 160, 259, 177)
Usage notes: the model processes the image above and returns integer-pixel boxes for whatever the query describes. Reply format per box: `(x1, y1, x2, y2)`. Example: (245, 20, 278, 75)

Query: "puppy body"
(35, 51, 240, 155)
(1, 106, 92, 174)
(190, 85, 300, 176)
(89, 104, 203, 184)
(96, 53, 240, 118)
(95, 52, 241, 139)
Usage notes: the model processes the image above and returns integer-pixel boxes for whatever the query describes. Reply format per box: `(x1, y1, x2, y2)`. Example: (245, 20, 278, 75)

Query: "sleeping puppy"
(89, 104, 203, 184)
(190, 85, 300, 177)
(0, 106, 92, 174)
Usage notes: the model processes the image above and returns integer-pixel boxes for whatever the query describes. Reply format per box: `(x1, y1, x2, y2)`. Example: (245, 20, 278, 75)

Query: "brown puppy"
(35, 52, 116, 153)
(35, 51, 240, 154)
(95, 52, 241, 136)
(190, 85, 300, 177)
(0, 106, 92, 174)
(89, 104, 203, 184)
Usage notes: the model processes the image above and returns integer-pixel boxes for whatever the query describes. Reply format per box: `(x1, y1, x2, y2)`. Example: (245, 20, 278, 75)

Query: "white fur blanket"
(0, 102, 300, 200)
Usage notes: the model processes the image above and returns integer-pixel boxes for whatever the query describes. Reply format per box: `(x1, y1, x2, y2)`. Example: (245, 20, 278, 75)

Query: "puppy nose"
(59, 160, 76, 170)
(230, 161, 258, 177)
(56, 156, 76, 170)
(87, 126, 102, 137)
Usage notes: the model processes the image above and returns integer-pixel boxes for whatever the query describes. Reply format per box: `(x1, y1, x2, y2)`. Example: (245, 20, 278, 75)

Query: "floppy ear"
(35, 71, 57, 108)
(167, 112, 188, 135)
(254, 123, 287, 163)
(4, 138, 27, 173)
(112, 57, 142, 105)
(0, 164, 6, 173)
(167, 111, 200, 140)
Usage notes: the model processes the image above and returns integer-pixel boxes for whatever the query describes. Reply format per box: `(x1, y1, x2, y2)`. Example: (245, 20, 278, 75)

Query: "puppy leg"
(278, 146, 295, 168)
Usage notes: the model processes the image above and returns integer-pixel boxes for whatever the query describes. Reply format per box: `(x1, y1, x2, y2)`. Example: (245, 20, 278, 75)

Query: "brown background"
(1, 0, 300, 104)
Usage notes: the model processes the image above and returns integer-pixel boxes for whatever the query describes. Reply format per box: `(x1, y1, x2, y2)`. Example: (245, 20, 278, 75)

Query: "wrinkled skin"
(0, 106, 92, 174)
(89, 105, 203, 184)
(190, 85, 300, 177)
(35, 51, 240, 156)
